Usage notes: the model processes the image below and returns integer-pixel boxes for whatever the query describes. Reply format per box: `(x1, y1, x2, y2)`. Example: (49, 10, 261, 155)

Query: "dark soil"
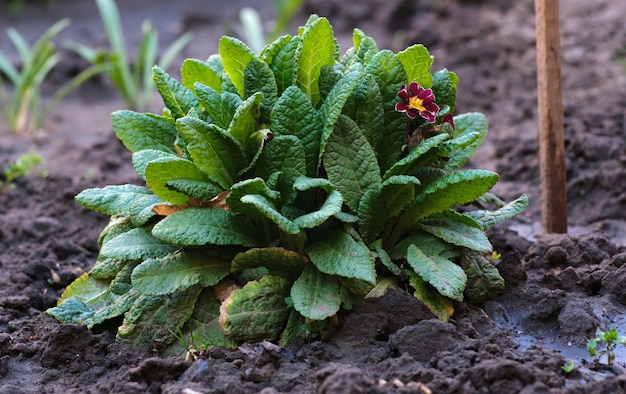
(1, 0, 626, 392)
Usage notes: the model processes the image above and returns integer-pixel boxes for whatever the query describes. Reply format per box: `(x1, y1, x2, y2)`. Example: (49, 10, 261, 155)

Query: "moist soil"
(1, 0, 626, 392)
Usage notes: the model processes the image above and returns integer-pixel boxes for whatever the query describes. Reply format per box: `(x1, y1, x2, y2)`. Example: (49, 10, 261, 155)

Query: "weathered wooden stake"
(535, 0, 567, 233)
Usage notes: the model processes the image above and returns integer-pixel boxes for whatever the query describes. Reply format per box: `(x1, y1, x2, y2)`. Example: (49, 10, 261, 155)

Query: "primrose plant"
(48, 15, 527, 354)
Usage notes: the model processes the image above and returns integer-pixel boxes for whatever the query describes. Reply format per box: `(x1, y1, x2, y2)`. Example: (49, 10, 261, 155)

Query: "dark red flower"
(395, 82, 439, 123)
(442, 114, 454, 129)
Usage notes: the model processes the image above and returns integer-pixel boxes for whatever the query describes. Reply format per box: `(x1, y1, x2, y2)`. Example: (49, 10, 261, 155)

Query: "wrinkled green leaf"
(460, 251, 505, 304)
(416, 217, 493, 252)
(145, 156, 210, 205)
(153, 65, 198, 119)
(406, 245, 466, 302)
(466, 194, 529, 231)
(112, 110, 177, 154)
(296, 17, 336, 105)
(397, 44, 433, 88)
(152, 207, 262, 247)
(194, 83, 242, 130)
(443, 113, 487, 172)
(291, 265, 341, 320)
(101, 227, 179, 260)
(407, 270, 454, 322)
(220, 276, 290, 341)
(219, 36, 256, 97)
(181, 58, 223, 92)
(75, 185, 161, 226)
(231, 247, 309, 280)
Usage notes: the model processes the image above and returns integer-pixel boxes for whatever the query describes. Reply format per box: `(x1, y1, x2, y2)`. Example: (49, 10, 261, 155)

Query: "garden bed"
(1, 0, 626, 392)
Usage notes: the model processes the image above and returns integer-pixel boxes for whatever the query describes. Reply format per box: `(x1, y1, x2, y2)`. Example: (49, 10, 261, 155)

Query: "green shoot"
(587, 327, 626, 365)
(1, 152, 47, 191)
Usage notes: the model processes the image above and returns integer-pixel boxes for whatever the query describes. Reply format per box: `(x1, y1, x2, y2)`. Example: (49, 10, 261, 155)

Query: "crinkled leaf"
(253, 135, 307, 183)
(365, 50, 407, 172)
(194, 83, 242, 130)
(112, 110, 177, 154)
(466, 194, 529, 231)
(219, 36, 256, 97)
(358, 175, 420, 242)
(318, 69, 361, 166)
(220, 276, 290, 342)
(180, 288, 236, 352)
(153, 65, 199, 119)
(131, 250, 231, 295)
(394, 169, 499, 240)
(323, 115, 381, 212)
(262, 35, 299, 94)
(176, 116, 244, 189)
(432, 69, 458, 114)
(228, 92, 264, 159)
(353, 28, 378, 64)
(239, 194, 301, 235)
(443, 113, 488, 171)
(291, 265, 341, 320)
(271, 86, 323, 176)
(152, 207, 262, 247)
(406, 244, 466, 302)
(390, 231, 460, 261)
(383, 133, 449, 180)
(369, 239, 401, 276)
(132, 149, 177, 181)
(100, 227, 179, 260)
(145, 156, 210, 205)
(117, 286, 201, 349)
(165, 179, 222, 201)
(343, 74, 384, 149)
(231, 247, 309, 280)
(397, 44, 433, 88)
(365, 277, 399, 299)
(416, 217, 493, 253)
(407, 270, 454, 322)
(306, 228, 376, 286)
(296, 17, 336, 105)
(75, 185, 162, 226)
(280, 309, 307, 346)
(244, 58, 277, 120)
(460, 251, 505, 304)
(181, 58, 223, 92)
(293, 189, 343, 229)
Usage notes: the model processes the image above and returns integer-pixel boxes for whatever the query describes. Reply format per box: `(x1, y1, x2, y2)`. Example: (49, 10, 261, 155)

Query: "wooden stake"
(535, 0, 567, 233)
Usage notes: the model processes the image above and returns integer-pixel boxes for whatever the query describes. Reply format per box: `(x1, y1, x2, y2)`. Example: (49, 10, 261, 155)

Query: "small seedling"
(0, 153, 46, 191)
(65, 0, 192, 111)
(587, 327, 626, 365)
(0, 19, 106, 133)
(561, 360, 576, 374)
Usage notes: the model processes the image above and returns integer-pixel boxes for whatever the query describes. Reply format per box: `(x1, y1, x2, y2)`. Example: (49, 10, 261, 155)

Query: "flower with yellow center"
(395, 82, 439, 123)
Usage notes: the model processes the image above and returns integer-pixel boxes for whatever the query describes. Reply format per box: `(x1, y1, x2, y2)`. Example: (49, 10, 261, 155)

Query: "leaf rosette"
(48, 15, 527, 353)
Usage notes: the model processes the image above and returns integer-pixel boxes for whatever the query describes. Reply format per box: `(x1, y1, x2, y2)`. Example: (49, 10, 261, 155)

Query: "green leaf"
(176, 116, 245, 189)
(397, 44, 433, 88)
(262, 35, 299, 94)
(291, 265, 342, 320)
(253, 135, 307, 184)
(407, 270, 454, 322)
(131, 250, 231, 295)
(152, 207, 262, 247)
(271, 86, 323, 176)
(383, 133, 449, 180)
(416, 217, 493, 253)
(118, 286, 201, 349)
(228, 92, 264, 159)
(296, 17, 336, 105)
(465, 194, 529, 231)
(293, 189, 343, 229)
(318, 69, 361, 166)
(406, 245, 466, 302)
(239, 194, 301, 235)
(219, 36, 256, 97)
(460, 251, 504, 304)
(306, 228, 376, 286)
(390, 231, 460, 260)
(231, 247, 309, 280)
(184, 288, 236, 350)
(353, 28, 378, 64)
(392, 169, 499, 244)
(112, 110, 177, 154)
(132, 149, 177, 181)
(346, 74, 384, 149)
(323, 115, 381, 212)
(153, 65, 199, 119)
(220, 276, 291, 342)
(358, 176, 420, 242)
(244, 58, 278, 120)
(365, 50, 407, 172)
(369, 239, 401, 276)
(166, 179, 221, 201)
(181, 58, 223, 92)
(432, 69, 458, 113)
(443, 113, 488, 172)
(100, 227, 180, 260)
(145, 156, 210, 205)
(75, 185, 162, 226)
(194, 83, 242, 130)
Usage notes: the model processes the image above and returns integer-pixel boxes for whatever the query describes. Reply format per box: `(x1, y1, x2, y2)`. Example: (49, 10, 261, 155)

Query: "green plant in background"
(239, 0, 305, 54)
(0, 19, 107, 133)
(587, 327, 626, 365)
(65, 0, 193, 111)
(0, 152, 46, 191)
(48, 15, 527, 355)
